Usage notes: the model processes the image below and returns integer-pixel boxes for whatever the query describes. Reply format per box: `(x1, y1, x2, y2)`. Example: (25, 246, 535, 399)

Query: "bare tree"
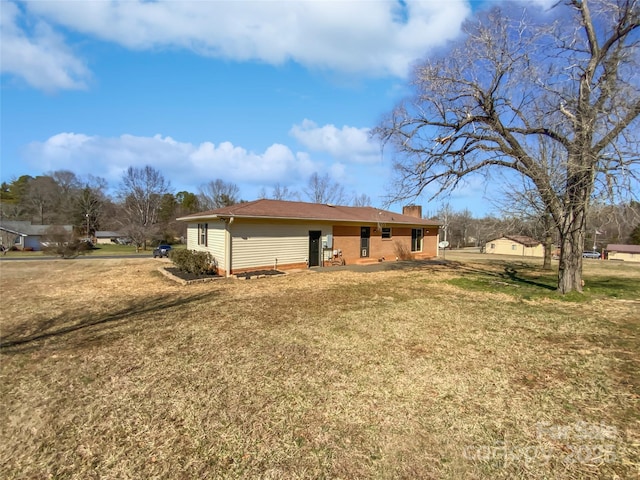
(48, 170, 81, 223)
(449, 208, 475, 249)
(41, 225, 90, 258)
(474, 215, 506, 252)
(259, 183, 300, 201)
(587, 200, 640, 247)
(118, 166, 171, 251)
(375, 0, 640, 293)
(273, 183, 299, 201)
(493, 160, 559, 270)
(303, 172, 347, 205)
(69, 175, 109, 238)
(198, 179, 240, 209)
(437, 203, 453, 247)
(26, 176, 60, 225)
(630, 221, 640, 244)
(50, 170, 80, 192)
(75, 186, 103, 237)
(352, 193, 373, 207)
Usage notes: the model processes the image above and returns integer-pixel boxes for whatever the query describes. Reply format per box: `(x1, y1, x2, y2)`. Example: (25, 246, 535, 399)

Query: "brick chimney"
(402, 205, 422, 219)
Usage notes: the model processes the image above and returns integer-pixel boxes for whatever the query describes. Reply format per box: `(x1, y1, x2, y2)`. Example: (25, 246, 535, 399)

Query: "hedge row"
(169, 249, 217, 275)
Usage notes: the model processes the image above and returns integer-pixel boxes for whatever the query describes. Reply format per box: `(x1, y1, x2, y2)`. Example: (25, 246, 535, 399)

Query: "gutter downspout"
(224, 217, 234, 277)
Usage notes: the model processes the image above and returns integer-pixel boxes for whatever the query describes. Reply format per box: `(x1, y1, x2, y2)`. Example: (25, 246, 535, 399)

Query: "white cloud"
(0, 2, 89, 91)
(329, 162, 348, 181)
(21, 0, 471, 79)
(24, 132, 320, 191)
(289, 119, 380, 163)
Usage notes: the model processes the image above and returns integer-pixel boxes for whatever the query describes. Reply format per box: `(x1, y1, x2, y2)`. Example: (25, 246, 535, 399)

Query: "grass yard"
(1, 254, 638, 479)
(1, 243, 186, 258)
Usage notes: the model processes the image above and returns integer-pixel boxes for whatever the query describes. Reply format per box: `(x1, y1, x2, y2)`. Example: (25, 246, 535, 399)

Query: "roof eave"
(0, 227, 26, 236)
(176, 213, 439, 226)
(176, 214, 223, 222)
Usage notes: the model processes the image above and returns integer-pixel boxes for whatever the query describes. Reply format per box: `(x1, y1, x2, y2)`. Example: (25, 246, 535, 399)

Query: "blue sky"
(1, 0, 553, 217)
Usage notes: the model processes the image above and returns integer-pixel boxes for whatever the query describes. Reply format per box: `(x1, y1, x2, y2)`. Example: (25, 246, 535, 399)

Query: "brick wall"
(333, 225, 361, 260)
(402, 205, 423, 218)
(333, 224, 438, 264)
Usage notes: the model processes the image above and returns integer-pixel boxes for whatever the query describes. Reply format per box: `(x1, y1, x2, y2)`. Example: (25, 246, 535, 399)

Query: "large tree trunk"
(542, 213, 553, 271)
(557, 209, 587, 294)
(543, 231, 553, 271)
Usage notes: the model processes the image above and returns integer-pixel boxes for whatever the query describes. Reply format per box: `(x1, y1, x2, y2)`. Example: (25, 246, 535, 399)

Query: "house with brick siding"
(177, 199, 440, 276)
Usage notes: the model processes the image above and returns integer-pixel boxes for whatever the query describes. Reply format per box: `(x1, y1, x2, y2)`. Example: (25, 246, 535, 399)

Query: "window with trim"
(381, 227, 392, 239)
(490, 243, 495, 249)
(198, 223, 208, 246)
(511, 244, 517, 250)
(411, 228, 423, 252)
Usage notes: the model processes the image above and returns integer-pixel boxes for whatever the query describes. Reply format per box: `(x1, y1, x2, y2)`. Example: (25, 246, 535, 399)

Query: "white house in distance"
(177, 199, 440, 276)
(94, 231, 128, 245)
(485, 235, 545, 257)
(606, 244, 640, 262)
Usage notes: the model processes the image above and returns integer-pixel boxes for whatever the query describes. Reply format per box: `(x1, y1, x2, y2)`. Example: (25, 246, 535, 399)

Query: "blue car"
(153, 245, 172, 258)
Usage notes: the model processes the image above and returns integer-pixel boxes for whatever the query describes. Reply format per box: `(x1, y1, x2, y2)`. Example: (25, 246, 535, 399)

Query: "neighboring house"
(94, 231, 127, 245)
(177, 199, 440, 276)
(485, 235, 545, 257)
(0, 221, 73, 251)
(606, 244, 640, 263)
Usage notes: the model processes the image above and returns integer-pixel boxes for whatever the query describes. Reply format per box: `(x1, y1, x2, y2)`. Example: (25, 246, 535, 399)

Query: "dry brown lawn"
(1, 255, 638, 479)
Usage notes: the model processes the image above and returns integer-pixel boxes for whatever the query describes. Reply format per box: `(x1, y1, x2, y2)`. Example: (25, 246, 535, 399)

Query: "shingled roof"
(177, 199, 439, 226)
(488, 235, 541, 247)
(606, 244, 640, 254)
(0, 221, 73, 236)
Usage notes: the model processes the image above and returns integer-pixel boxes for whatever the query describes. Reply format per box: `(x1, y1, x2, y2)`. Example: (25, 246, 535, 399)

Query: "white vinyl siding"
(231, 221, 331, 270)
(186, 222, 227, 270)
(186, 224, 199, 251)
(208, 222, 226, 270)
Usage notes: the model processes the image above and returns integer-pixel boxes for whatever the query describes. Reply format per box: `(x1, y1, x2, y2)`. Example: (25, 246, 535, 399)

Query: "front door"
(360, 226, 370, 258)
(309, 231, 321, 267)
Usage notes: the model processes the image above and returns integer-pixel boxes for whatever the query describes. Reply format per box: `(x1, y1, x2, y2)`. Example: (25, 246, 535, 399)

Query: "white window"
(198, 223, 208, 246)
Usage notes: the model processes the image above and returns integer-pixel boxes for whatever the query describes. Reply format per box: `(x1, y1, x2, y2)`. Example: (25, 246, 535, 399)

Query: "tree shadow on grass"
(0, 292, 214, 353)
(443, 260, 557, 291)
(503, 266, 557, 291)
